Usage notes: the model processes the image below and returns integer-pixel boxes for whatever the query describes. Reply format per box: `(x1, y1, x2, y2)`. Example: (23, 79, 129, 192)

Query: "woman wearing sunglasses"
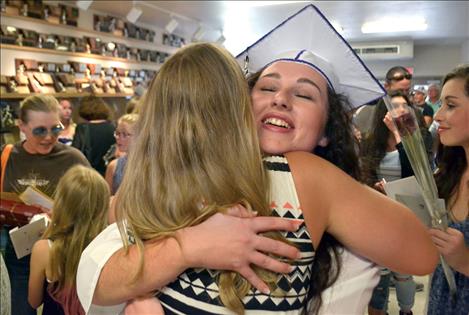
(1, 95, 90, 315)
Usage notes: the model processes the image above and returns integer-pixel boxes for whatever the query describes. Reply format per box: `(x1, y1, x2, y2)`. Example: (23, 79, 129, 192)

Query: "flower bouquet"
(383, 95, 456, 297)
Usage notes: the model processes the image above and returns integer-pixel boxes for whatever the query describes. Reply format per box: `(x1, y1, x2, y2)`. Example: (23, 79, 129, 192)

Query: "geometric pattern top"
(158, 155, 315, 314)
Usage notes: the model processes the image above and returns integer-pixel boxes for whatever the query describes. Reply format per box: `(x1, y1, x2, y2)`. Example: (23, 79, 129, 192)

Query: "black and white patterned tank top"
(158, 156, 315, 314)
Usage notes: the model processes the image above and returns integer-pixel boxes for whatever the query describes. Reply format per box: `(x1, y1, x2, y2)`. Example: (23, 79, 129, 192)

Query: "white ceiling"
(88, 1, 469, 55)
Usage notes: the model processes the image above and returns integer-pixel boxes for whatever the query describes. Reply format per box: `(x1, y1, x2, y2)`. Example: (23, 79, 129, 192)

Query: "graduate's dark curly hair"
(435, 65, 469, 210)
(248, 69, 361, 314)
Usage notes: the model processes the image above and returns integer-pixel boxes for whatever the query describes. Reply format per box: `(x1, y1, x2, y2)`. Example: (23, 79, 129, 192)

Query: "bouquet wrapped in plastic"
(383, 95, 456, 297)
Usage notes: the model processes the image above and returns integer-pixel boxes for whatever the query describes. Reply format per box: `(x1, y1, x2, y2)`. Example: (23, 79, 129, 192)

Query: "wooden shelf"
(0, 92, 133, 99)
(0, 44, 162, 67)
(0, 12, 176, 54)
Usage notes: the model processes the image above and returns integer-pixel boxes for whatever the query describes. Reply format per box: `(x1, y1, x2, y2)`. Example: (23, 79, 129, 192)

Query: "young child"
(105, 113, 138, 195)
(28, 165, 110, 315)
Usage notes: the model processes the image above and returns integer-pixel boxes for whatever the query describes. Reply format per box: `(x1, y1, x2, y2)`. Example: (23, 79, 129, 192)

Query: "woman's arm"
(287, 151, 439, 275)
(104, 159, 117, 193)
(78, 210, 301, 308)
(28, 240, 48, 308)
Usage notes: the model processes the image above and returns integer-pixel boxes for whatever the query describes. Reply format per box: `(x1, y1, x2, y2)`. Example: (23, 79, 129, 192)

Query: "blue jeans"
(394, 272, 416, 312)
(3, 228, 36, 315)
(369, 271, 391, 310)
(369, 269, 416, 312)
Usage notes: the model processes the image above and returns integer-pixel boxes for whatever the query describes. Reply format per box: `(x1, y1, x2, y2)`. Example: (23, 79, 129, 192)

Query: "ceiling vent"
(351, 41, 414, 60)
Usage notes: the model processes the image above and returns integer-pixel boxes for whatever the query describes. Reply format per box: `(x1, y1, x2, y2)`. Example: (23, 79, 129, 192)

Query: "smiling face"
(251, 61, 329, 155)
(19, 110, 61, 154)
(434, 78, 469, 148)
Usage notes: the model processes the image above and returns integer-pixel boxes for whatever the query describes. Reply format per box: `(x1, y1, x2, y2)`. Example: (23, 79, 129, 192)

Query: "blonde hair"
(125, 97, 141, 114)
(20, 95, 59, 123)
(43, 165, 109, 312)
(117, 113, 139, 126)
(116, 43, 276, 313)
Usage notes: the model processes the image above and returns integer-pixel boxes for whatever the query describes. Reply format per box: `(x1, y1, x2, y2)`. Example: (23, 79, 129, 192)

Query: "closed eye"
(260, 86, 276, 92)
(296, 94, 313, 100)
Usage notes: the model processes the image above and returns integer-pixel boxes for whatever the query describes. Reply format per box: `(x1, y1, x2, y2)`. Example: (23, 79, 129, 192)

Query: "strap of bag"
(1, 144, 13, 192)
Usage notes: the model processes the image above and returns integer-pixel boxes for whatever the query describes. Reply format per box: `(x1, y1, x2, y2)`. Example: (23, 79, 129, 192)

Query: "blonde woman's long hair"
(116, 43, 275, 313)
(43, 165, 109, 314)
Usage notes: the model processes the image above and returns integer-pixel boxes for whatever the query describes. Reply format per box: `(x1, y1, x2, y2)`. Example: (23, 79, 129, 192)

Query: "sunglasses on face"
(31, 124, 64, 138)
(388, 73, 412, 82)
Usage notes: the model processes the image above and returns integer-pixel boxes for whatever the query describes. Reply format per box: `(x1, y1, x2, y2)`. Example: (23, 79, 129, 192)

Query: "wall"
(462, 40, 469, 64)
(364, 44, 463, 80)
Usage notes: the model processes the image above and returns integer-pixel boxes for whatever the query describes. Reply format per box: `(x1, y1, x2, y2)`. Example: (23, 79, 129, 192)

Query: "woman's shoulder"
(31, 239, 50, 262)
(285, 151, 347, 180)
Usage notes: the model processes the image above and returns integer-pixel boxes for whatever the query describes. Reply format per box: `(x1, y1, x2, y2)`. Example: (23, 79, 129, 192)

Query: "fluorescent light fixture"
(76, 0, 93, 11)
(226, 1, 307, 8)
(192, 25, 205, 42)
(165, 18, 179, 34)
(362, 17, 428, 33)
(126, 7, 143, 24)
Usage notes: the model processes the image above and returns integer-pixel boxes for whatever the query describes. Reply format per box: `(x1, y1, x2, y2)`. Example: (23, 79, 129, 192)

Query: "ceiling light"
(225, 1, 307, 8)
(361, 17, 428, 33)
(165, 18, 179, 34)
(75, 0, 93, 11)
(192, 25, 205, 42)
(126, 7, 143, 24)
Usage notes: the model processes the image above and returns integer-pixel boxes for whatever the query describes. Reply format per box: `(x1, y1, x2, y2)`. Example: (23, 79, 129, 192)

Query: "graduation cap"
(236, 4, 385, 108)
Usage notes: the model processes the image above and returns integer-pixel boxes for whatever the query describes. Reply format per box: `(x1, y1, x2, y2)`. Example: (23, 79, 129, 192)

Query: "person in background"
(0, 254, 11, 315)
(427, 83, 442, 115)
(412, 86, 434, 127)
(1, 95, 89, 315)
(105, 113, 138, 195)
(72, 96, 115, 176)
(427, 64, 469, 315)
(361, 90, 430, 315)
(102, 98, 140, 168)
(354, 66, 413, 138)
(28, 165, 110, 315)
(57, 99, 76, 146)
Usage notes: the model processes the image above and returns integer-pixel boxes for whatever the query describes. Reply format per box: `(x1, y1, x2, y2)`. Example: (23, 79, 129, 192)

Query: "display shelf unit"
(0, 92, 134, 99)
(0, 12, 176, 54)
(1, 11, 178, 76)
(0, 44, 161, 67)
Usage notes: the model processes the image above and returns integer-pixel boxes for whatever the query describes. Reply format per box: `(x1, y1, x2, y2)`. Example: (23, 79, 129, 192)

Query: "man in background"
(412, 86, 433, 127)
(354, 66, 413, 138)
(426, 83, 441, 115)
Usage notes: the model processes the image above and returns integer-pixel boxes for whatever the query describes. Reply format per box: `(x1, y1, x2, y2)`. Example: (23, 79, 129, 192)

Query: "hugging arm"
(78, 208, 301, 308)
(286, 151, 439, 275)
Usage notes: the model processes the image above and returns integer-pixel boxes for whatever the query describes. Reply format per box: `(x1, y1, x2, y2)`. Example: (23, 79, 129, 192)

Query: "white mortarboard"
(236, 4, 385, 108)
